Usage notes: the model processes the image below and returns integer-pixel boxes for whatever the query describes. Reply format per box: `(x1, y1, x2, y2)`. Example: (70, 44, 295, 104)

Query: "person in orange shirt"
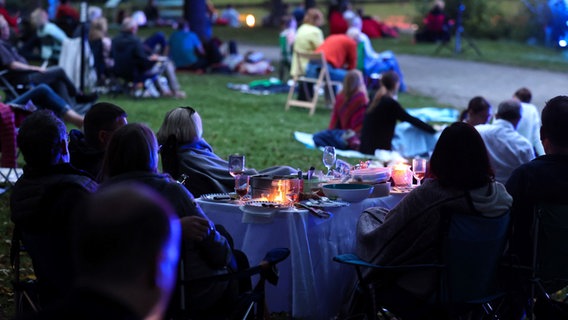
(306, 31, 358, 82)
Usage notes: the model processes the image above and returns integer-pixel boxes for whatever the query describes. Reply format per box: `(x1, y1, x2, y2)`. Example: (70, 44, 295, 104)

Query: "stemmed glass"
(322, 146, 336, 177)
(228, 154, 245, 178)
(234, 174, 250, 203)
(228, 154, 246, 199)
(411, 158, 427, 187)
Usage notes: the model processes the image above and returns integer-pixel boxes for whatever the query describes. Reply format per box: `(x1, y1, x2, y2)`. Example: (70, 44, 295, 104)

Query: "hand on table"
(180, 216, 214, 242)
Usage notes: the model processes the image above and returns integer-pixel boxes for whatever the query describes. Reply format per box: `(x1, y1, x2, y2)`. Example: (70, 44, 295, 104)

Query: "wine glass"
(411, 158, 427, 187)
(228, 154, 245, 177)
(322, 146, 336, 176)
(234, 174, 250, 203)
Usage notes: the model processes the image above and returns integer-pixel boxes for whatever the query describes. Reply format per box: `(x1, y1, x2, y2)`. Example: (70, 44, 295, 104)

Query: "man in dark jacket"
(68, 102, 127, 181)
(111, 17, 185, 98)
(10, 110, 98, 309)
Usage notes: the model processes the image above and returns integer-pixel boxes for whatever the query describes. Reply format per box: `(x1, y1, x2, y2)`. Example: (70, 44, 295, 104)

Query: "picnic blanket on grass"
(294, 107, 459, 159)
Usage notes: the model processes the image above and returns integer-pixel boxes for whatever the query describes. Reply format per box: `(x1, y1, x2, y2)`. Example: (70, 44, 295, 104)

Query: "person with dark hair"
(22, 184, 181, 320)
(168, 20, 208, 71)
(505, 95, 568, 318)
(10, 110, 98, 310)
(359, 70, 436, 155)
(513, 87, 545, 155)
(55, 0, 79, 23)
(414, 0, 452, 43)
(157, 107, 295, 197)
(68, 102, 128, 180)
(355, 122, 512, 317)
(461, 96, 492, 126)
(506, 95, 568, 266)
(475, 99, 535, 184)
(101, 123, 237, 318)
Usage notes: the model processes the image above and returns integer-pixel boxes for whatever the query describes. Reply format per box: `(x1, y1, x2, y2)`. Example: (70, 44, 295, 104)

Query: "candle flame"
(245, 14, 255, 27)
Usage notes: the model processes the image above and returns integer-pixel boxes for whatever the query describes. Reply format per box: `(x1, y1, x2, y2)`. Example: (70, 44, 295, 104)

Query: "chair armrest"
(333, 253, 443, 272)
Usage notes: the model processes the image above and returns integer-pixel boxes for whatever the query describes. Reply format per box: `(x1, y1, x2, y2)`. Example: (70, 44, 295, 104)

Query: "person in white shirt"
(476, 99, 535, 184)
(513, 87, 545, 156)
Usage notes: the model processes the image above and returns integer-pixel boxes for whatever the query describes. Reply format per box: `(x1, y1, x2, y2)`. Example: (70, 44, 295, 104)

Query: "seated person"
(346, 27, 407, 92)
(55, 0, 80, 36)
(101, 123, 237, 318)
(87, 9, 114, 84)
(31, 8, 68, 63)
(0, 16, 97, 107)
(168, 20, 208, 71)
(220, 4, 241, 28)
(355, 122, 511, 318)
(359, 71, 436, 155)
(156, 107, 295, 197)
(8, 83, 84, 127)
(329, 69, 367, 133)
(358, 8, 398, 39)
(10, 110, 98, 309)
(306, 32, 358, 82)
(111, 17, 185, 98)
(460, 96, 492, 126)
(328, 4, 348, 35)
(69, 102, 128, 181)
(25, 184, 181, 319)
(415, 0, 452, 43)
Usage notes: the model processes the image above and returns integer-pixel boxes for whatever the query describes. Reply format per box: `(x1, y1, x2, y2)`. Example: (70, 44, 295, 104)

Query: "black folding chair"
(174, 247, 290, 320)
(517, 203, 568, 319)
(10, 227, 41, 317)
(334, 210, 510, 320)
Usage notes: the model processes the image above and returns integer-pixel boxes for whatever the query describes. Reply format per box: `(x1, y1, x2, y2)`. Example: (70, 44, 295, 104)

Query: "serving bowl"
(352, 167, 392, 184)
(322, 184, 374, 203)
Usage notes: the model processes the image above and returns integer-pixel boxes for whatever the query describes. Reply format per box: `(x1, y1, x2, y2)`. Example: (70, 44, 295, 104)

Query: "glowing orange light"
(245, 14, 255, 27)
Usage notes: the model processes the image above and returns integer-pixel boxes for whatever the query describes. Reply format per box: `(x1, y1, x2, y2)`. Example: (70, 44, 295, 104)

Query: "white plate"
(241, 201, 286, 213)
(301, 199, 350, 208)
(200, 193, 238, 203)
(390, 186, 416, 194)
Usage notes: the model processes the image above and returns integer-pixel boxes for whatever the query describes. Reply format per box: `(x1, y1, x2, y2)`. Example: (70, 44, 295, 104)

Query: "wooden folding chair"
(285, 51, 340, 116)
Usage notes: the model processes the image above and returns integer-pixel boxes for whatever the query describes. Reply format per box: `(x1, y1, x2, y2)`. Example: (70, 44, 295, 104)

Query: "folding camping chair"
(278, 34, 292, 82)
(334, 210, 510, 319)
(515, 203, 568, 319)
(174, 247, 290, 320)
(10, 226, 41, 317)
(285, 51, 341, 116)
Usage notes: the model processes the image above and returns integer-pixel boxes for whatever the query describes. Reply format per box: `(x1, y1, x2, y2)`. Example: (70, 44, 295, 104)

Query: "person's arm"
(9, 60, 44, 72)
(394, 100, 436, 133)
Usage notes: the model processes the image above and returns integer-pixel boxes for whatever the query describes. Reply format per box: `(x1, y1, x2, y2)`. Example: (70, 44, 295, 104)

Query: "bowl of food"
(322, 184, 374, 203)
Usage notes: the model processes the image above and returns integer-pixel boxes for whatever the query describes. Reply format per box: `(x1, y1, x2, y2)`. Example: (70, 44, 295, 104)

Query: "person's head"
(18, 110, 68, 168)
(341, 69, 364, 100)
(380, 70, 400, 92)
(434, 0, 445, 10)
(540, 95, 568, 155)
(89, 16, 109, 40)
(102, 123, 159, 178)
(176, 19, 190, 31)
(430, 122, 494, 190)
(495, 99, 522, 128)
(0, 15, 9, 40)
(84, 102, 128, 150)
(464, 96, 492, 126)
(121, 17, 138, 33)
(513, 87, 532, 103)
(346, 27, 361, 41)
(30, 8, 48, 28)
(88, 6, 103, 22)
(75, 183, 181, 318)
(156, 107, 203, 146)
(304, 8, 324, 27)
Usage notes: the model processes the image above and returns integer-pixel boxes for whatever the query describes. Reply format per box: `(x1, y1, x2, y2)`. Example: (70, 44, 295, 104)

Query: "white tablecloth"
(196, 195, 404, 319)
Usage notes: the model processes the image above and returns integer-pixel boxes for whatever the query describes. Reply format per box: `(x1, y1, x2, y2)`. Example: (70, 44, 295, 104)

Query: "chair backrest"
(356, 41, 365, 73)
(533, 203, 568, 293)
(442, 211, 510, 303)
(279, 34, 291, 62)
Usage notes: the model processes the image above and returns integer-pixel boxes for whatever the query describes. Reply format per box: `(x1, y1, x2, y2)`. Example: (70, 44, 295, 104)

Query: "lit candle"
(391, 163, 412, 187)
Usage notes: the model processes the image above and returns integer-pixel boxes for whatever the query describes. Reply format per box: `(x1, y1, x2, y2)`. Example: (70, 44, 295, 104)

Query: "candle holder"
(391, 164, 413, 187)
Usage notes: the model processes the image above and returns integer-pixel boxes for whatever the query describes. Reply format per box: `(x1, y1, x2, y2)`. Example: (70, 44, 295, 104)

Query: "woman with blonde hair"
(157, 107, 294, 197)
(327, 69, 368, 145)
(290, 8, 324, 78)
(359, 71, 435, 154)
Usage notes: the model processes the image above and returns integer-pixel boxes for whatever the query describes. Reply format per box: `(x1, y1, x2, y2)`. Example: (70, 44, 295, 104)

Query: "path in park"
(240, 44, 567, 111)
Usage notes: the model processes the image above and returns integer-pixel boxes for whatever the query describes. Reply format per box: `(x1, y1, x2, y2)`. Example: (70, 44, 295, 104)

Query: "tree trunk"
(184, 0, 211, 40)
